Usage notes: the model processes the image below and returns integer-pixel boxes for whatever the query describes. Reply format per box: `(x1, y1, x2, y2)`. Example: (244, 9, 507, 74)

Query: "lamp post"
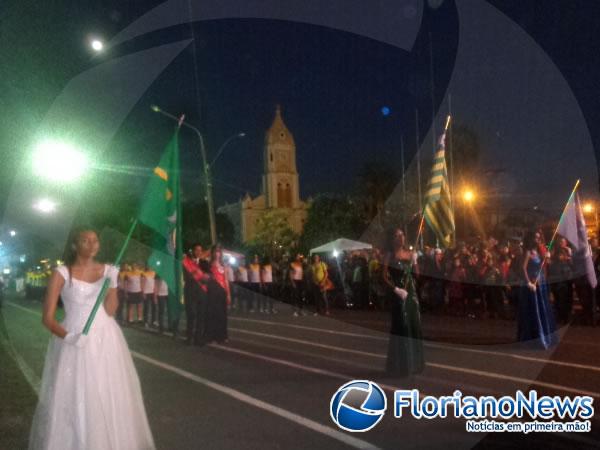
(151, 105, 244, 245)
(461, 188, 475, 238)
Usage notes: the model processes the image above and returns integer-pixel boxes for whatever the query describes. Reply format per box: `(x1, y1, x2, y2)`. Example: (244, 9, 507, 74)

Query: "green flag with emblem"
(138, 132, 183, 329)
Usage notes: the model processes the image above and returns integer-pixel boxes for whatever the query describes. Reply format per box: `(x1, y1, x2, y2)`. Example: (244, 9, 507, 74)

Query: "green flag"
(138, 132, 183, 330)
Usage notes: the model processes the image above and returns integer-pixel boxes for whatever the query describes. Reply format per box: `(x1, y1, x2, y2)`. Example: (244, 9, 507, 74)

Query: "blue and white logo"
(330, 380, 387, 432)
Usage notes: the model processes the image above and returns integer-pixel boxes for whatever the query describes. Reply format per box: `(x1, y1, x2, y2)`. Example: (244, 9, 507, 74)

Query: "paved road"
(2, 295, 600, 449)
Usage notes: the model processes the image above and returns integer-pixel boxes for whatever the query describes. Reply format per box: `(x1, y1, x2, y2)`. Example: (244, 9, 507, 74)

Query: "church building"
(218, 105, 309, 243)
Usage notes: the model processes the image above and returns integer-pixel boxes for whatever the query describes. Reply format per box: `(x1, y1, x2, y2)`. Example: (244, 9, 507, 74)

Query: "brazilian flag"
(138, 132, 183, 329)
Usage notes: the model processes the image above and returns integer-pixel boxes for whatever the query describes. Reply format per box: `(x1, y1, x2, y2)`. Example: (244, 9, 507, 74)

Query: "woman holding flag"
(29, 227, 155, 450)
(383, 227, 425, 376)
(518, 231, 557, 349)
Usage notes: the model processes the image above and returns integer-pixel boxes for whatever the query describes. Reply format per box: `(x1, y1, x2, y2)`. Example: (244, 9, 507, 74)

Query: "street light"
(90, 38, 104, 52)
(9, 230, 16, 237)
(462, 189, 475, 203)
(151, 105, 245, 245)
(583, 202, 598, 236)
(33, 139, 88, 183)
(34, 198, 57, 214)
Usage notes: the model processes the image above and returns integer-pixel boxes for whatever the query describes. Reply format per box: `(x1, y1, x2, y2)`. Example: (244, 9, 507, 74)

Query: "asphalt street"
(2, 295, 600, 449)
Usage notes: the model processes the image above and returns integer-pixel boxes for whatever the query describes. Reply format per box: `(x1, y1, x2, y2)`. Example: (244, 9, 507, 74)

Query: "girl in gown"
(518, 231, 557, 349)
(29, 228, 155, 450)
(383, 228, 425, 376)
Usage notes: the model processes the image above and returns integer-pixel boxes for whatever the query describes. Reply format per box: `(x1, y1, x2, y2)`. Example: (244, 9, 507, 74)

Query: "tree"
(299, 195, 365, 253)
(182, 201, 235, 249)
(448, 123, 481, 185)
(355, 162, 398, 227)
(248, 210, 299, 259)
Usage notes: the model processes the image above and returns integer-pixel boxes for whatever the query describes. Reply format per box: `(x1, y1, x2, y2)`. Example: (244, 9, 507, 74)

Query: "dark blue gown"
(385, 256, 425, 376)
(518, 251, 557, 349)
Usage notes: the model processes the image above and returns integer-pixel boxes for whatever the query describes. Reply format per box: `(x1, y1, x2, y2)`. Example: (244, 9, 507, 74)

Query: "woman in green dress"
(383, 228, 425, 376)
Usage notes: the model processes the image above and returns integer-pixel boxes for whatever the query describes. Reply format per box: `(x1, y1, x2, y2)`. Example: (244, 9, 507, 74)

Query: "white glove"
(64, 332, 89, 348)
(394, 287, 408, 300)
(527, 282, 537, 292)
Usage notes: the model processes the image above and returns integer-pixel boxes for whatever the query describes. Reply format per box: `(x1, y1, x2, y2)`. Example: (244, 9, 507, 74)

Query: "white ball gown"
(29, 265, 155, 450)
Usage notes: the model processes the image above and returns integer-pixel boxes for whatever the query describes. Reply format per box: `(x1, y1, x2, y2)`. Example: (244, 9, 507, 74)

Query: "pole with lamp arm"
(151, 105, 244, 245)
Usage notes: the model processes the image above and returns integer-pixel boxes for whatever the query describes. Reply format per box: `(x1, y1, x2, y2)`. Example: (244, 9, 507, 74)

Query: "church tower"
(262, 105, 301, 209)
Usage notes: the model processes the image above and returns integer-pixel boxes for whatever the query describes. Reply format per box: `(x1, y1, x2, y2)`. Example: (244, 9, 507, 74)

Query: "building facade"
(219, 105, 309, 243)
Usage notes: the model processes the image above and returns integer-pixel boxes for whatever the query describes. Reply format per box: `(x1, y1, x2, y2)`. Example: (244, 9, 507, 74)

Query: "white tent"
(309, 238, 372, 255)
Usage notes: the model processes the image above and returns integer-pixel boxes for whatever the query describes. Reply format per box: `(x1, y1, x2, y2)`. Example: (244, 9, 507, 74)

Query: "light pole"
(151, 105, 244, 245)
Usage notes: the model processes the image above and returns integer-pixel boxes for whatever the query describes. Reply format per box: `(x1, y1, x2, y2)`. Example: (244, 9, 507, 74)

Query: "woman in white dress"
(29, 228, 155, 450)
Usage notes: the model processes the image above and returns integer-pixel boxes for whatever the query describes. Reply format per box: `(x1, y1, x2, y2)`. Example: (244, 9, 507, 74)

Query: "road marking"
(6, 300, 41, 316)
(228, 327, 600, 398)
(9, 301, 600, 399)
(208, 342, 402, 393)
(426, 362, 600, 398)
(231, 317, 600, 373)
(0, 311, 41, 395)
(131, 351, 380, 450)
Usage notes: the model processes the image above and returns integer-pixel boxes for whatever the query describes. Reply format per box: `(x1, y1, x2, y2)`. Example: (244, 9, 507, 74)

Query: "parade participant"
(141, 264, 156, 327)
(383, 227, 424, 376)
(225, 260, 237, 311)
(248, 255, 262, 313)
(153, 275, 169, 333)
(125, 262, 143, 323)
(261, 257, 276, 314)
(481, 256, 503, 319)
(290, 253, 306, 316)
(550, 237, 573, 324)
(447, 256, 467, 316)
(183, 243, 208, 345)
(236, 262, 249, 312)
(116, 263, 129, 324)
(368, 249, 386, 310)
(310, 254, 330, 315)
(205, 245, 230, 344)
(29, 227, 155, 450)
(518, 232, 556, 348)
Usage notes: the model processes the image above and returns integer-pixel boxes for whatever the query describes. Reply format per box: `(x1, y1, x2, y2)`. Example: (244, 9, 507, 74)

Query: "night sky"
(2, 0, 600, 242)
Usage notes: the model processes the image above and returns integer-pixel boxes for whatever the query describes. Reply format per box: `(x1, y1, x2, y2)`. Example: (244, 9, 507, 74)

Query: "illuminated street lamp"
(582, 202, 598, 236)
(32, 140, 89, 183)
(34, 198, 57, 214)
(90, 38, 104, 52)
(462, 189, 475, 203)
(460, 188, 476, 238)
(9, 230, 16, 237)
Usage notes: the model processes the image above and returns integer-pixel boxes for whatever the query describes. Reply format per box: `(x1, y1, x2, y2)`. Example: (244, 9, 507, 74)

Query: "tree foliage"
(247, 209, 298, 259)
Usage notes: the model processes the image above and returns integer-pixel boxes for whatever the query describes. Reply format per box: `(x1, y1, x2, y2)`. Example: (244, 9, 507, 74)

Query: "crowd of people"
(111, 227, 599, 350)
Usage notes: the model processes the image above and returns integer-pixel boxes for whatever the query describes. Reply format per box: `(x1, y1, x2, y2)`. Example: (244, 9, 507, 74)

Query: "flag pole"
(82, 219, 139, 335)
(547, 179, 580, 253)
(534, 179, 580, 285)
